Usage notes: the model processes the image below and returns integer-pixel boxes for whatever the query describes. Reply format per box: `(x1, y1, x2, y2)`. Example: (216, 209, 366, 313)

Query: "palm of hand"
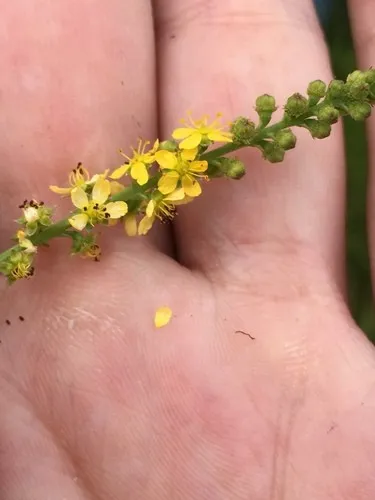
(1, 1, 375, 499)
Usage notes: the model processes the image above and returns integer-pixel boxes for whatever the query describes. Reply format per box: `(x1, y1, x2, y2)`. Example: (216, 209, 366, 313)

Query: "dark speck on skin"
(19, 316, 25, 322)
(5, 319, 10, 325)
(170, 34, 176, 39)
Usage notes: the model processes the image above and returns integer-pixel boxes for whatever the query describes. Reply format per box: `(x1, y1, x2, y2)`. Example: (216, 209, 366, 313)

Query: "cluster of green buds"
(227, 68, 375, 164)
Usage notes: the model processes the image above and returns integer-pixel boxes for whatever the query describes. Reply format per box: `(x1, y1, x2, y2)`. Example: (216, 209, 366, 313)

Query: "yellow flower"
(155, 149, 207, 197)
(68, 178, 128, 231)
(154, 306, 172, 328)
(138, 188, 185, 236)
(110, 139, 159, 185)
(50, 163, 90, 195)
(172, 112, 233, 149)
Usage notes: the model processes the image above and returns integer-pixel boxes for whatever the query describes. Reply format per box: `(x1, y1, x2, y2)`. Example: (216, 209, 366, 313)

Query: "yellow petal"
(131, 162, 149, 185)
(105, 201, 128, 218)
(179, 132, 202, 149)
(155, 150, 178, 170)
(182, 175, 202, 197)
(124, 214, 137, 236)
(158, 171, 179, 195)
(68, 213, 89, 231)
(110, 180, 125, 195)
(110, 164, 129, 180)
(172, 127, 194, 140)
(181, 148, 198, 161)
(164, 188, 185, 202)
(154, 306, 172, 328)
(207, 130, 233, 142)
(138, 215, 154, 235)
(49, 185, 72, 195)
(190, 160, 208, 173)
(146, 200, 155, 218)
(71, 187, 89, 209)
(92, 178, 111, 205)
(89, 169, 109, 184)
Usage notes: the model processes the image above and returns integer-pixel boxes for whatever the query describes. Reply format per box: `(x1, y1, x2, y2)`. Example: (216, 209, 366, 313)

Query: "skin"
(0, 0, 375, 498)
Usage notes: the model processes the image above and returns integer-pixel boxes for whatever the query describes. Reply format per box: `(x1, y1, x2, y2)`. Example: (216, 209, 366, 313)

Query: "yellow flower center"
(83, 201, 111, 224)
(69, 163, 89, 188)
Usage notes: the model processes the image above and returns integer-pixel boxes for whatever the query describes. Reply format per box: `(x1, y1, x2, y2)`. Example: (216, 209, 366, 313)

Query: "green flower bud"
(307, 80, 326, 99)
(230, 116, 256, 145)
(346, 70, 367, 86)
(327, 79, 346, 99)
(364, 68, 375, 85)
(275, 128, 296, 150)
(305, 120, 331, 139)
(364, 69, 375, 101)
(211, 157, 246, 179)
(284, 93, 309, 118)
(347, 102, 372, 121)
(159, 139, 178, 152)
(316, 104, 340, 124)
(262, 142, 285, 163)
(255, 94, 277, 126)
(256, 94, 277, 113)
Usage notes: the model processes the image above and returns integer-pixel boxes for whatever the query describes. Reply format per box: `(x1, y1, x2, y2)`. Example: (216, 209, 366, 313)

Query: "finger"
(0, 0, 171, 255)
(155, 0, 346, 288)
(348, 0, 375, 291)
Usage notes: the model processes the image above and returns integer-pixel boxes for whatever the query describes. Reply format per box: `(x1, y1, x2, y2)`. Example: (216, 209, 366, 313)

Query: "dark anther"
(83, 207, 88, 211)
(105, 213, 110, 218)
(39, 201, 44, 206)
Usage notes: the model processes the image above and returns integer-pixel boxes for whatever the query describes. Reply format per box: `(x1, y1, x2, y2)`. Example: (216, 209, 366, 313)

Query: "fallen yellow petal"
(154, 306, 172, 328)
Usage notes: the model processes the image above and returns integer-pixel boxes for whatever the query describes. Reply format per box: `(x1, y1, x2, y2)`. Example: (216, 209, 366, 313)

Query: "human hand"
(1, 1, 375, 498)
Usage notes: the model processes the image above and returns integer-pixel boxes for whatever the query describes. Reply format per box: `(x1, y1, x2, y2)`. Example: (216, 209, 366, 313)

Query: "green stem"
(0, 111, 322, 265)
(200, 115, 311, 162)
(0, 177, 161, 262)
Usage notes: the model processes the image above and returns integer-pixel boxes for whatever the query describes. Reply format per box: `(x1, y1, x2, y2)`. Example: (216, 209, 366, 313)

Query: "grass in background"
(324, 0, 375, 339)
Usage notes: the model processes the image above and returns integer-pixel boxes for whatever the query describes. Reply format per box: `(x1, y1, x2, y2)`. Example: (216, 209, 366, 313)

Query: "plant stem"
(0, 113, 313, 264)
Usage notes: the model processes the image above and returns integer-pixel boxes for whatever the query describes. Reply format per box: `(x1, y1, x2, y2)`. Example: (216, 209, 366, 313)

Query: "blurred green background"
(321, 0, 375, 339)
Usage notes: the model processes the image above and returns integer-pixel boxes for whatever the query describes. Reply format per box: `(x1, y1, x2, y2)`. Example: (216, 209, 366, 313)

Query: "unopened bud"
(262, 142, 285, 163)
(212, 157, 246, 179)
(306, 120, 331, 139)
(255, 94, 277, 126)
(275, 129, 296, 150)
(230, 116, 256, 144)
(327, 80, 346, 99)
(346, 70, 367, 86)
(307, 80, 326, 99)
(284, 93, 309, 118)
(347, 102, 372, 121)
(316, 104, 340, 124)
